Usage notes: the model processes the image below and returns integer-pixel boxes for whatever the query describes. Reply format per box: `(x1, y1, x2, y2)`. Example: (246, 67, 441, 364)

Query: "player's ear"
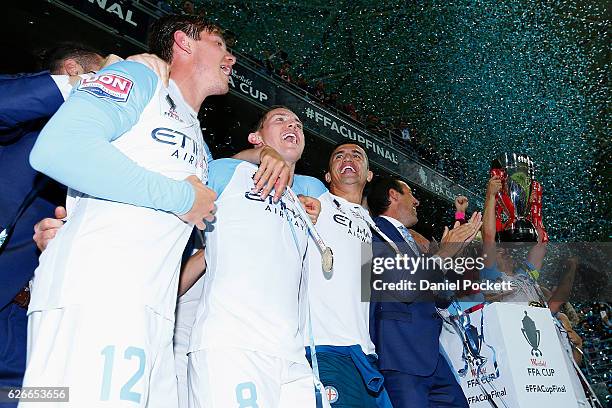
(173, 30, 192, 55)
(389, 188, 400, 202)
(366, 170, 373, 182)
(324, 172, 331, 183)
(248, 132, 263, 147)
(62, 58, 83, 76)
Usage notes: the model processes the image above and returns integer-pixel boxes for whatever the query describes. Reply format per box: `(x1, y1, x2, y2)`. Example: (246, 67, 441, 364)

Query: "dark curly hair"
(148, 14, 224, 63)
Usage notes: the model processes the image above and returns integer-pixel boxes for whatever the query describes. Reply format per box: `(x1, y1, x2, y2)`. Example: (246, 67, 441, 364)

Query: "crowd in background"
(575, 303, 612, 386)
(251, 48, 467, 181)
(155, 0, 466, 181)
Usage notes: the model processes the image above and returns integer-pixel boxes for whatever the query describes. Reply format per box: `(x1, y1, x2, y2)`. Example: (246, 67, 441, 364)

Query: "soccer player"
(187, 106, 328, 408)
(304, 142, 395, 407)
(21, 15, 235, 407)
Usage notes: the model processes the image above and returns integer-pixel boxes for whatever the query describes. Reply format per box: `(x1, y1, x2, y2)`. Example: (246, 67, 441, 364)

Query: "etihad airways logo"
(332, 214, 371, 243)
(244, 192, 307, 231)
(151, 127, 201, 166)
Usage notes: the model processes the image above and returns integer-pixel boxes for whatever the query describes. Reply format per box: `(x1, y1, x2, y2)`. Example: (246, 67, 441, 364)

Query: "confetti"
(187, 0, 610, 241)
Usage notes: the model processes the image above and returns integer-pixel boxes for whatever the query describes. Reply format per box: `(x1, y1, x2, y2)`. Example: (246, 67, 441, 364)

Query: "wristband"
(522, 261, 540, 280)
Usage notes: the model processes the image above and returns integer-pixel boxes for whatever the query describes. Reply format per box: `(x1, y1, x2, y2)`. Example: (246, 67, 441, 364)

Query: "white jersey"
(305, 192, 375, 355)
(29, 63, 210, 321)
(189, 159, 326, 363)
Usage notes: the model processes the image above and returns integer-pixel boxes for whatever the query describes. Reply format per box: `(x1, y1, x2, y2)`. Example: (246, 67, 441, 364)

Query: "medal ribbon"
(284, 187, 332, 260)
(332, 198, 401, 255)
(283, 191, 326, 407)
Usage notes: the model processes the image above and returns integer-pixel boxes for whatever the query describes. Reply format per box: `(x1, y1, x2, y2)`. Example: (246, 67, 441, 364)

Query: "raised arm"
(482, 176, 502, 267)
(546, 258, 577, 314)
(454, 195, 468, 224)
(527, 226, 548, 270)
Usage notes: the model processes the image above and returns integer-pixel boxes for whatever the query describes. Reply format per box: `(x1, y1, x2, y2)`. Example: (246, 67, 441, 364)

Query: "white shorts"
(187, 348, 330, 408)
(174, 278, 204, 408)
(20, 305, 177, 408)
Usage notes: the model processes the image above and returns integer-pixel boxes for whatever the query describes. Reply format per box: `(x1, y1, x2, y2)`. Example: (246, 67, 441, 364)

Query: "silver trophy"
(490, 153, 538, 242)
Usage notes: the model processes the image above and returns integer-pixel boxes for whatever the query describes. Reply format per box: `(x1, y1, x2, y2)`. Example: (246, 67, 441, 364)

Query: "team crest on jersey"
(164, 108, 184, 123)
(78, 73, 133, 102)
(164, 95, 185, 123)
(325, 386, 339, 403)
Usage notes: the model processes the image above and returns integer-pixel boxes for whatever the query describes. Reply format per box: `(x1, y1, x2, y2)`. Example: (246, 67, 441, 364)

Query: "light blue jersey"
(28, 61, 211, 320)
(190, 159, 327, 363)
(30, 61, 201, 215)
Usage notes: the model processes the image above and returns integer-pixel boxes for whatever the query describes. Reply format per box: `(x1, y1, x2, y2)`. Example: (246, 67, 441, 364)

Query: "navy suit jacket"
(369, 216, 446, 377)
(0, 72, 65, 309)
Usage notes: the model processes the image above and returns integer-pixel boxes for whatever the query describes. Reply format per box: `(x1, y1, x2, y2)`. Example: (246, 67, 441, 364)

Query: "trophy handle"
(494, 192, 516, 232)
(500, 192, 516, 222)
(527, 180, 549, 243)
(495, 195, 504, 232)
(491, 167, 518, 234)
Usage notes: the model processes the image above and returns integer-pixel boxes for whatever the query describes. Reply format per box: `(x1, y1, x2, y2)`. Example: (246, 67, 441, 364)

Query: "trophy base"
(497, 220, 538, 242)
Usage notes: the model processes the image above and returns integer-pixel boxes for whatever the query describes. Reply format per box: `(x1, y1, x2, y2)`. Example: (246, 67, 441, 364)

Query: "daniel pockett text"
(370, 254, 514, 293)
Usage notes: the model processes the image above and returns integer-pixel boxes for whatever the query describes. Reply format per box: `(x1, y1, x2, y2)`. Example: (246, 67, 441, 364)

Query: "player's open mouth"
(221, 65, 232, 76)
(340, 164, 357, 174)
(282, 132, 299, 144)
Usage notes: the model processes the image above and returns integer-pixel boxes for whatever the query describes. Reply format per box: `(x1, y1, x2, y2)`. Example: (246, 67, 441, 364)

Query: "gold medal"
(321, 247, 334, 273)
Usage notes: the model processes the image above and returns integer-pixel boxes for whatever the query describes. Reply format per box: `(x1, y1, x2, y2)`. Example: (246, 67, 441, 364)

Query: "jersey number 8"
(235, 382, 259, 408)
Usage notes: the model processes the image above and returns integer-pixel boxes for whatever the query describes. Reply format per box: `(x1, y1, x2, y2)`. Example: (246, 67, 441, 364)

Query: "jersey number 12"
(100, 345, 146, 403)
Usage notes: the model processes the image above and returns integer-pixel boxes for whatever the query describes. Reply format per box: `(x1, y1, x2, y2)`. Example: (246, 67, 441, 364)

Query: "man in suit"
(0, 44, 105, 403)
(366, 176, 481, 408)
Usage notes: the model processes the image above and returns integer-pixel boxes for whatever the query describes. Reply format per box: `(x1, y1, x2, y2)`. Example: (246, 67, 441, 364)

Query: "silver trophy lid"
(491, 153, 535, 177)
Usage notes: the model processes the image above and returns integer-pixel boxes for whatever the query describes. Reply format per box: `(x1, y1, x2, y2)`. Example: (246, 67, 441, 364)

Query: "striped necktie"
(398, 225, 420, 255)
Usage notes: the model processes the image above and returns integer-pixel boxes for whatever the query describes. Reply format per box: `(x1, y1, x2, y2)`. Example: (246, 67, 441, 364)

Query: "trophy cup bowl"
(491, 153, 538, 242)
(498, 219, 537, 242)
